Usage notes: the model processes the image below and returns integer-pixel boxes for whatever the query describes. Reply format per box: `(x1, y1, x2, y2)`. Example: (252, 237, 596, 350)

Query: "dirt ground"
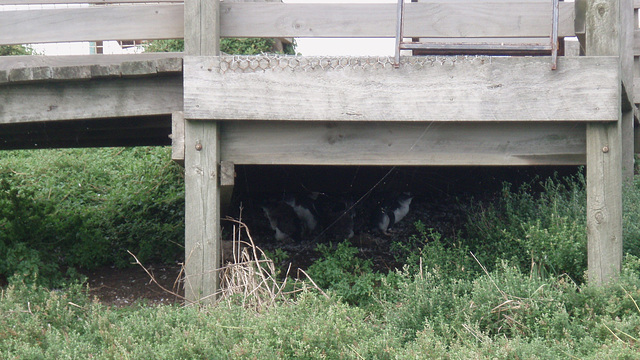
(82, 263, 184, 307)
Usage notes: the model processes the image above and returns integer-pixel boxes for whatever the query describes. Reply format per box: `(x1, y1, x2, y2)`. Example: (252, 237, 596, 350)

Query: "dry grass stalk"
(130, 211, 328, 309)
(215, 217, 328, 310)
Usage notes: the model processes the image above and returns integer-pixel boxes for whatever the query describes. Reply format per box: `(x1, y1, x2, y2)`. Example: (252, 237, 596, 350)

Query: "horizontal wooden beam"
(185, 55, 618, 122)
(220, 121, 586, 166)
(221, 2, 575, 39)
(0, 5, 183, 45)
(0, 54, 182, 83)
(0, 0, 180, 4)
(0, 75, 182, 123)
(0, 2, 575, 45)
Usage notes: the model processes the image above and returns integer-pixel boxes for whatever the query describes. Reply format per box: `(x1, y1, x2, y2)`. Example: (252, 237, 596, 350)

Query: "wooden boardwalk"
(1, 0, 638, 303)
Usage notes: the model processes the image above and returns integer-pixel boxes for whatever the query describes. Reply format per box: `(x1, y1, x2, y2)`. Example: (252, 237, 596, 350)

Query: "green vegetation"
(2, 145, 640, 358)
(144, 38, 297, 55)
(0, 147, 184, 286)
(0, 45, 35, 56)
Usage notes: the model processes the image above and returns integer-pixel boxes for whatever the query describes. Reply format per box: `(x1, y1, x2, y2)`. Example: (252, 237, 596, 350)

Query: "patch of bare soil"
(82, 263, 183, 307)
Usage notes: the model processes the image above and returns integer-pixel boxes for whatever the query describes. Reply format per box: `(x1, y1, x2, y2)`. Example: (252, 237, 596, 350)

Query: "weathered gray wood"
(0, 53, 181, 72)
(219, 121, 586, 166)
(0, 54, 182, 83)
(586, 123, 623, 284)
(564, 39, 581, 56)
(171, 111, 185, 165)
(0, 76, 183, 123)
(183, 0, 221, 304)
(621, 0, 634, 93)
(0, 5, 183, 45)
(220, 161, 235, 186)
(585, 0, 624, 285)
(0, 0, 180, 4)
(220, 2, 575, 38)
(184, 121, 220, 304)
(0, 2, 575, 46)
(184, 55, 619, 122)
(184, 0, 219, 55)
(620, 0, 635, 183)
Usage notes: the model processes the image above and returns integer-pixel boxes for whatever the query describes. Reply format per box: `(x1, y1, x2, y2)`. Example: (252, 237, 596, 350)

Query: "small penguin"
(284, 193, 319, 235)
(374, 192, 413, 235)
(262, 201, 301, 242)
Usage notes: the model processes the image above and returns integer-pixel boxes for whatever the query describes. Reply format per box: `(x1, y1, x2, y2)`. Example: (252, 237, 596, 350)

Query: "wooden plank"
(183, 0, 220, 304)
(184, 55, 619, 122)
(633, 29, 640, 55)
(184, 120, 220, 304)
(220, 2, 576, 38)
(219, 121, 586, 166)
(171, 111, 185, 165)
(0, 56, 183, 83)
(1, 0, 181, 4)
(585, 0, 623, 285)
(621, 0, 635, 183)
(0, 2, 575, 45)
(586, 123, 623, 284)
(0, 76, 183, 123)
(0, 53, 182, 72)
(0, 5, 183, 45)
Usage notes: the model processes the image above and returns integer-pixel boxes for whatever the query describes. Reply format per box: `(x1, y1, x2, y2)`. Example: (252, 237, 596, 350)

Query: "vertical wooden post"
(183, 0, 221, 304)
(584, 0, 624, 284)
(620, 0, 635, 183)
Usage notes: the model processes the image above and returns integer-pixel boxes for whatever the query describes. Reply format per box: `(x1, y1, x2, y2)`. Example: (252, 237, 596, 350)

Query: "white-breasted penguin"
(374, 192, 413, 234)
(284, 193, 319, 235)
(262, 202, 301, 242)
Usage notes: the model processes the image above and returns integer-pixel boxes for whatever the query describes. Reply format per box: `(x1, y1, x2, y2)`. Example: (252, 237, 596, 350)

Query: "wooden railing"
(0, 1, 576, 47)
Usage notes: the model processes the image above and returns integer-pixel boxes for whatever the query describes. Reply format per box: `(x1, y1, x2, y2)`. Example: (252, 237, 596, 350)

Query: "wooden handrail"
(0, 1, 576, 46)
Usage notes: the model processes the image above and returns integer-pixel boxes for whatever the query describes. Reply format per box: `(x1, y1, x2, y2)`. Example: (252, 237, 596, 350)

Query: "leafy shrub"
(0, 45, 35, 56)
(3, 257, 640, 359)
(144, 38, 297, 55)
(463, 172, 588, 281)
(0, 147, 184, 283)
(391, 221, 476, 281)
(306, 241, 381, 306)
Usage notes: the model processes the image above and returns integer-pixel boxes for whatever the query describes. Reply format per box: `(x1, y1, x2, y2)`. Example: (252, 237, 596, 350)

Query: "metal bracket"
(394, 0, 559, 70)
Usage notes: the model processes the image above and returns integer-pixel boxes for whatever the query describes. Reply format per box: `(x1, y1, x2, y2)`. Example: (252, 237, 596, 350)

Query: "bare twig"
(603, 323, 624, 343)
(297, 268, 330, 300)
(127, 250, 193, 305)
(470, 252, 508, 300)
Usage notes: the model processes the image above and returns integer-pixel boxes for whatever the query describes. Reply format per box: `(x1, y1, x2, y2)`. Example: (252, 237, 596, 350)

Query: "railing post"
(183, 0, 221, 304)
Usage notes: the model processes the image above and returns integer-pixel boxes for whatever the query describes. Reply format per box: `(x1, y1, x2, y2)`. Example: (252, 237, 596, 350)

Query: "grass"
(2, 147, 640, 358)
(2, 257, 640, 359)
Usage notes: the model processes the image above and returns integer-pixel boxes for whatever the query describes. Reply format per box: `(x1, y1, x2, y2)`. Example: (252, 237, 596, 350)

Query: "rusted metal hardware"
(394, 0, 559, 70)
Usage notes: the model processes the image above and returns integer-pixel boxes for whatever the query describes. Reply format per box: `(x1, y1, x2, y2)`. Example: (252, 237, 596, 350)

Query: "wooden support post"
(184, 121, 221, 303)
(585, 0, 624, 284)
(620, 0, 635, 183)
(171, 111, 185, 166)
(183, 0, 221, 304)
